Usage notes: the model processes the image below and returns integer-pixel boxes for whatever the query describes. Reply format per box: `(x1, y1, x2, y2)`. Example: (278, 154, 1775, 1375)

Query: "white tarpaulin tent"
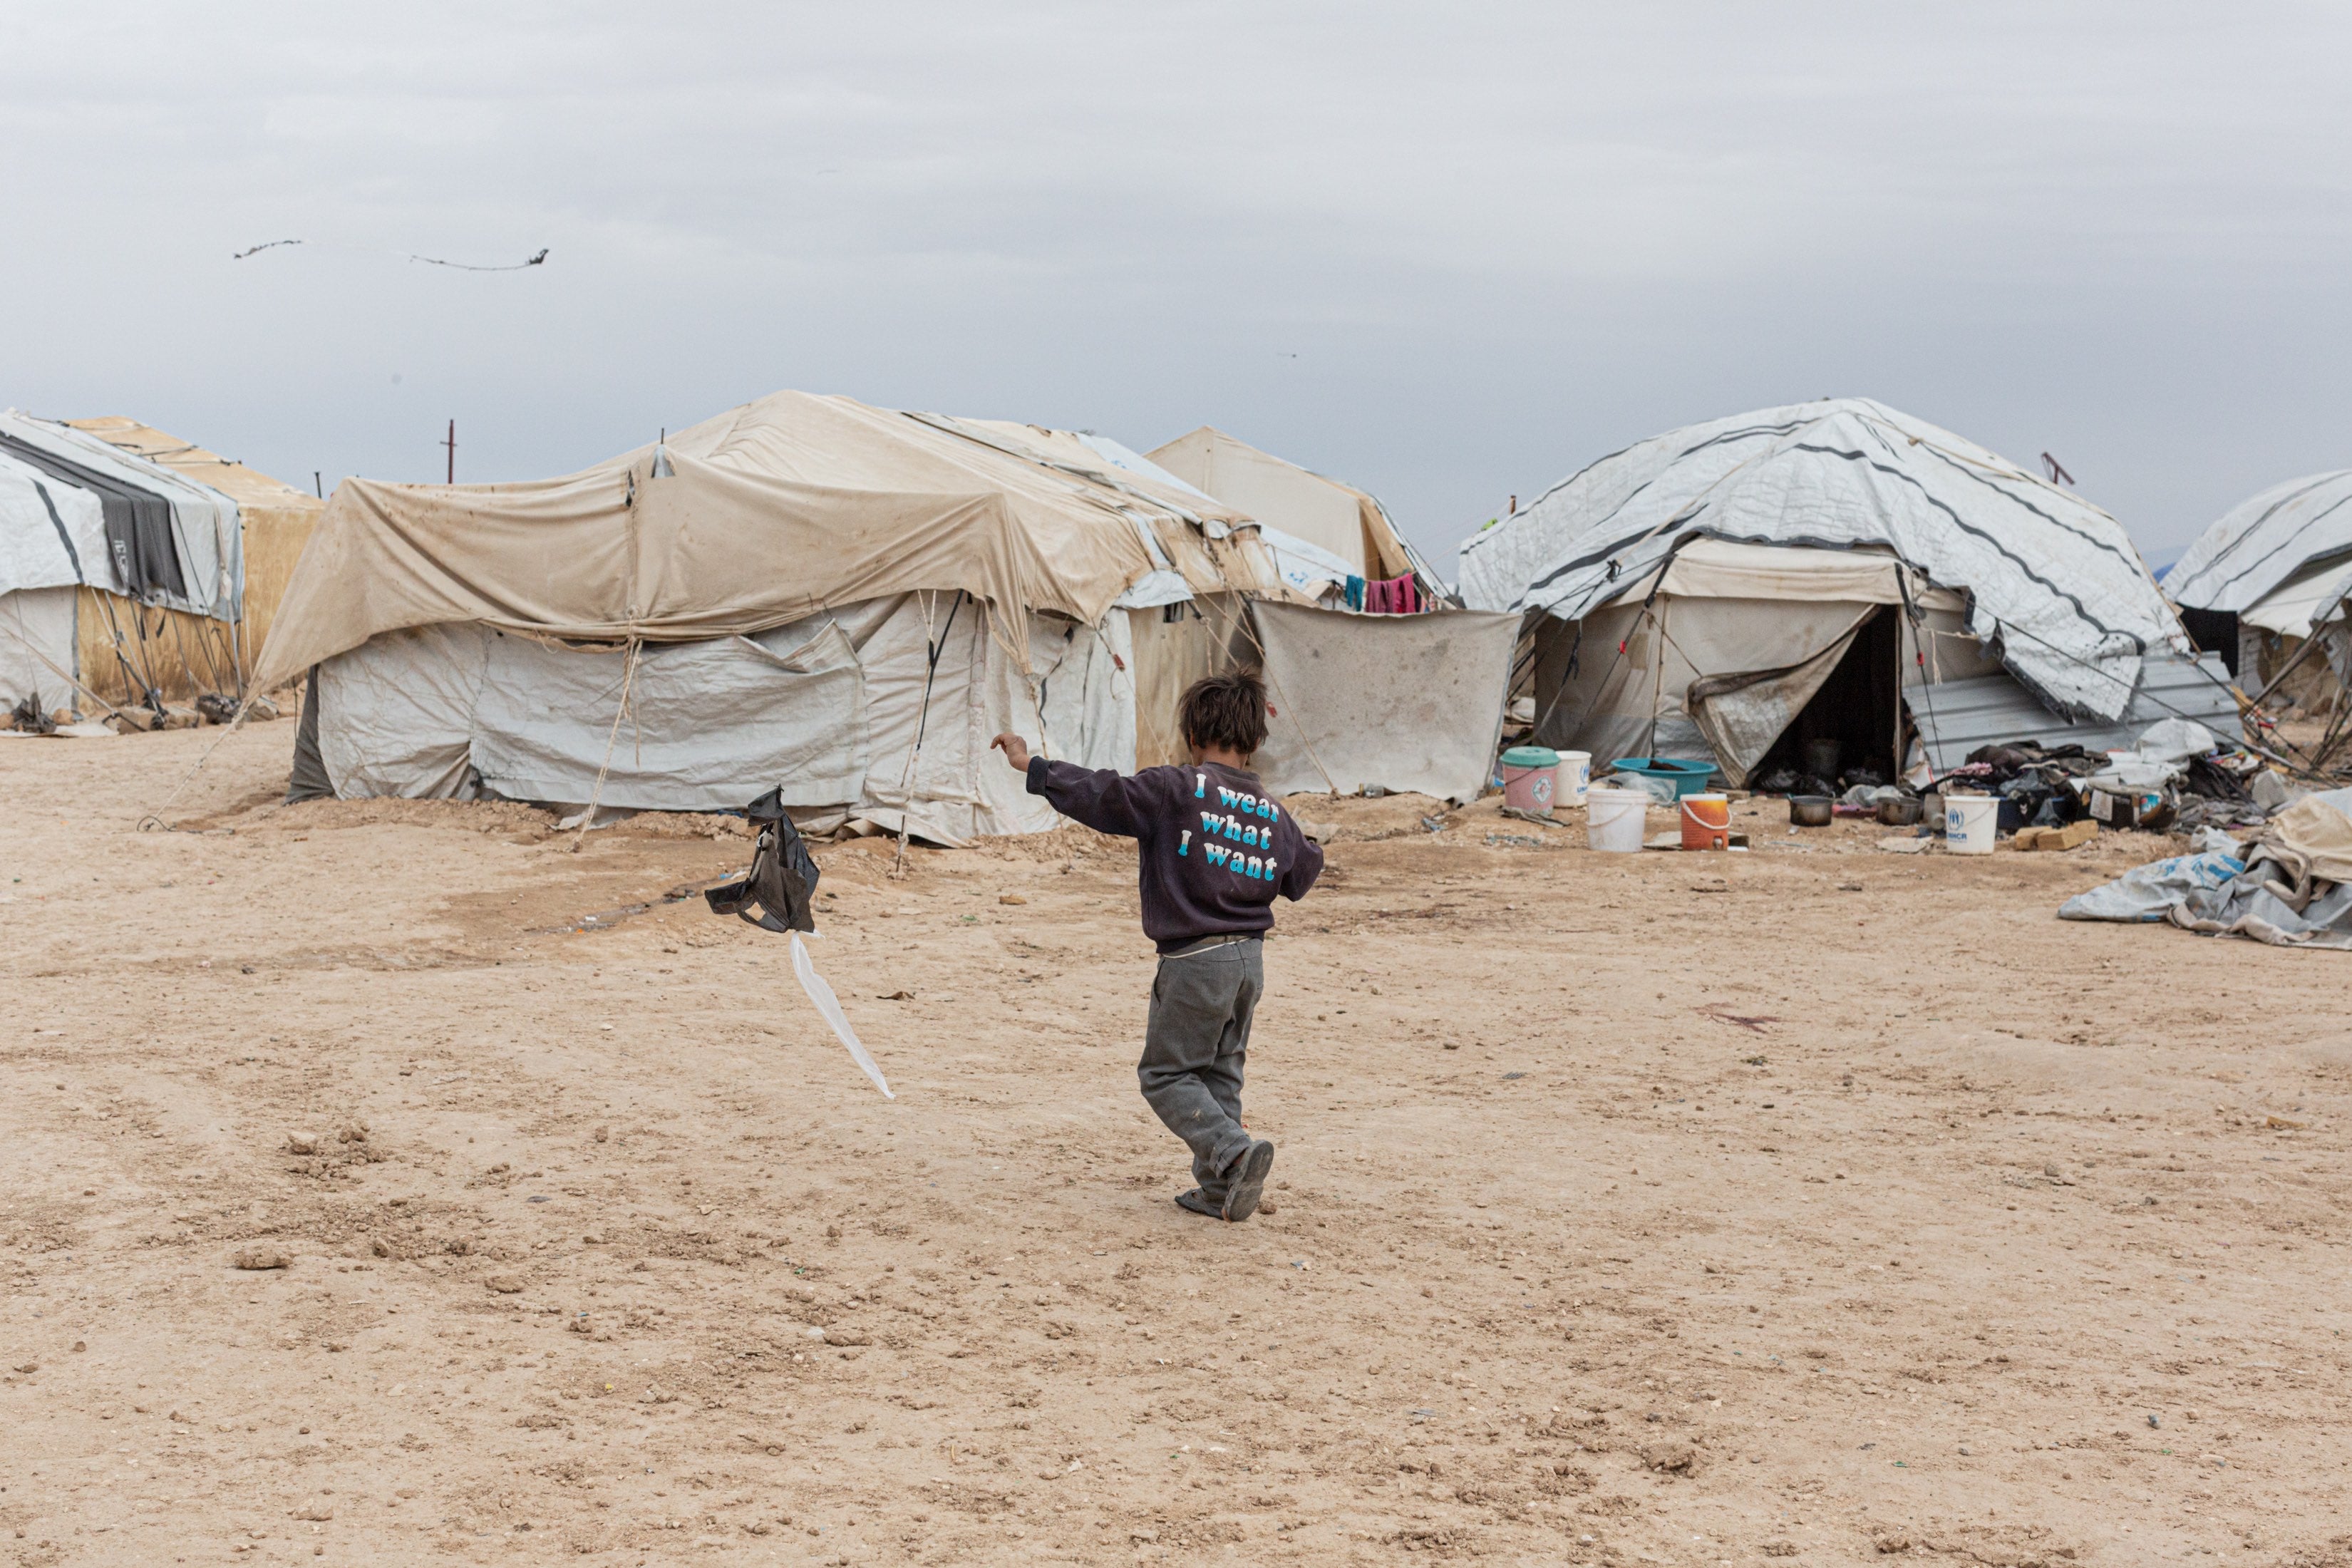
(2168, 471, 2352, 706)
(0, 411, 265, 717)
(1458, 398, 2200, 784)
(0, 445, 108, 715)
(306, 592, 1135, 841)
(2170, 470, 2352, 630)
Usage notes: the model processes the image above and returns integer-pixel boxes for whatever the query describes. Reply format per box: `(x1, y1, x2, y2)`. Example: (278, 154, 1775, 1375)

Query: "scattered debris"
(1699, 1007, 1779, 1033)
(2016, 820, 2100, 852)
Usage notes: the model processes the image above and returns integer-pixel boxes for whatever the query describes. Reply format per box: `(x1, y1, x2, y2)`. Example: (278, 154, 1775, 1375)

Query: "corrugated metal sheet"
(1907, 653, 2242, 772)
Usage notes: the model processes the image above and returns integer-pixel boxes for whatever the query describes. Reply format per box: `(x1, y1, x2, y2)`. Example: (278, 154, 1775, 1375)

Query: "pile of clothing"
(1941, 718, 2276, 835)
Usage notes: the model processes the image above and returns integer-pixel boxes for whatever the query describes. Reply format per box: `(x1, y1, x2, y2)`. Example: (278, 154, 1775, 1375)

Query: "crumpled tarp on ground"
(2060, 788, 2352, 949)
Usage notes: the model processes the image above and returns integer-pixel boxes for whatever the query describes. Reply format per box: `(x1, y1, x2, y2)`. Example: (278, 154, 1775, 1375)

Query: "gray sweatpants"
(1138, 938, 1264, 1195)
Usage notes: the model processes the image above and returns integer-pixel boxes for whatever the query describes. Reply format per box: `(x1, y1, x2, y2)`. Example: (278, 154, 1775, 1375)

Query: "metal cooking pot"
(1789, 795, 1833, 827)
(1877, 795, 1924, 827)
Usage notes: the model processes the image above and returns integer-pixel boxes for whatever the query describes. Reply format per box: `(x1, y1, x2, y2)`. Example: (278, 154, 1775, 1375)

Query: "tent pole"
(2246, 629, 2327, 711)
(1644, 598, 1668, 760)
(891, 590, 961, 881)
(0, 612, 128, 720)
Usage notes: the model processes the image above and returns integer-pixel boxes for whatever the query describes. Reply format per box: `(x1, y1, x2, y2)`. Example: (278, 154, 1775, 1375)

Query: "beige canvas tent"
(266, 391, 1334, 839)
(1, 412, 319, 719)
(1147, 427, 1433, 587)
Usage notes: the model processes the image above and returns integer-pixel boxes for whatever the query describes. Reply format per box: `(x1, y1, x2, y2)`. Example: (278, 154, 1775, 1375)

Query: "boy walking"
(991, 671, 1322, 1222)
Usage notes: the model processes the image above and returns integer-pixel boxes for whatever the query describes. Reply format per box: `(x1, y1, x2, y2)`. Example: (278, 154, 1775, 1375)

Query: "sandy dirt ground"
(4, 721, 2350, 1568)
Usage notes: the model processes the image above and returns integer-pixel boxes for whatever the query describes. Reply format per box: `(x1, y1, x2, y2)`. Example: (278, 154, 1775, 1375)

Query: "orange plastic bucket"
(1679, 792, 1731, 850)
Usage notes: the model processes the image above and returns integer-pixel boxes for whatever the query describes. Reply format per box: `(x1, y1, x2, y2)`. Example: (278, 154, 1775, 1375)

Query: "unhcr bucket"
(1500, 745, 1561, 812)
(1680, 792, 1731, 851)
(1946, 793, 1998, 855)
(1556, 750, 1591, 807)
(1587, 788, 1649, 854)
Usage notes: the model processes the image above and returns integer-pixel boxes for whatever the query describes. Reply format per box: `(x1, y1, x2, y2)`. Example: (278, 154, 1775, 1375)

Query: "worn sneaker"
(1219, 1140, 1276, 1222)
(1175, 1187, 1222, 1219)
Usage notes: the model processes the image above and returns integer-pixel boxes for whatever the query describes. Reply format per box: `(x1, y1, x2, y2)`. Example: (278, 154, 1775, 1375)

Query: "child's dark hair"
(1178, 669, 1269, 758)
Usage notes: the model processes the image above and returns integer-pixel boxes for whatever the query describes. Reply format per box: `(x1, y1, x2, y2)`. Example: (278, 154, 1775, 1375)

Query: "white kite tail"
(790, 932, 893, 1099)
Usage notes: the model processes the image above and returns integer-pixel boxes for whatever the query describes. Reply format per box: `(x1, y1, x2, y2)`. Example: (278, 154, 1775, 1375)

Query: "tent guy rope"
(569, 639, 643, 852)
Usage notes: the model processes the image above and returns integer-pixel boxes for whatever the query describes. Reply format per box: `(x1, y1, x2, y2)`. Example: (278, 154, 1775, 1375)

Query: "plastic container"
(1607, 757, 1718, 799)
(1680, 792, 1731, 850)
(1556, 750, 1592, 807)
(1500, 745, 1561, 812)
(1587, 788, 1649, 853)
(1946, 792, 1999, 855)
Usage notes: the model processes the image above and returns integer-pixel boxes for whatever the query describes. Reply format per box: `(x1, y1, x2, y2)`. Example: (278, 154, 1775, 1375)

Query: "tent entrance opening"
(1749, 604, 1900, 784)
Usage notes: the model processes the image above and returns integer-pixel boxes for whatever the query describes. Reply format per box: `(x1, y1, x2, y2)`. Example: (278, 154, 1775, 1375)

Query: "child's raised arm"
(997, 733, 1155, 841)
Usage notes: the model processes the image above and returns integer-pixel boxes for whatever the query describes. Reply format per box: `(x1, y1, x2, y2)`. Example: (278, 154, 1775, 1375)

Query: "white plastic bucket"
(1945, 793, 1998, 855)
(1586, 788, 1649, 854)
(1557, 751, 1592, 807)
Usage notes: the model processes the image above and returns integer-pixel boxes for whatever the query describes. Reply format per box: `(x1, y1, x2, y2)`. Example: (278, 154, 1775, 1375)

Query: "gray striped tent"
(1458, 398, 2211, 784)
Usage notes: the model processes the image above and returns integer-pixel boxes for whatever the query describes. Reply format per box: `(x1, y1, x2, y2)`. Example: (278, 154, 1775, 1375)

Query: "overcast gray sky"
(5, 3, 2348, 567)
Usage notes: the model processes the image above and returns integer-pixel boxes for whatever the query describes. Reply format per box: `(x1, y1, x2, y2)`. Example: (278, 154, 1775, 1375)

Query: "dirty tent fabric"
(0, 413, 311, 713)
(1135, 427, 1517, 797)
(1248, 601, 1520, 802)
(1509, 537, 1991, 785)
(271, 391, 1291, 838)
(1458, 399, 2199, 784)
(62, 417, 321, 701)
(941, 421, 1506, 798)
(0, 412, 242, 618)
(255, 391, 1273, 693)
(312, 594, 1136, 839)
(0, 446, 109, 713)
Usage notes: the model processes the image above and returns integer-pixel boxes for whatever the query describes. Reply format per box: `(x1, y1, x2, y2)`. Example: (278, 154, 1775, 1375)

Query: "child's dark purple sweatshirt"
(1026, 758, 1324, 954)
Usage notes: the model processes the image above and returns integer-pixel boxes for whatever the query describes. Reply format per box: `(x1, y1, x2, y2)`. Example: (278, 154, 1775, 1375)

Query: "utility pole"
(442, 419, 457, 484)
